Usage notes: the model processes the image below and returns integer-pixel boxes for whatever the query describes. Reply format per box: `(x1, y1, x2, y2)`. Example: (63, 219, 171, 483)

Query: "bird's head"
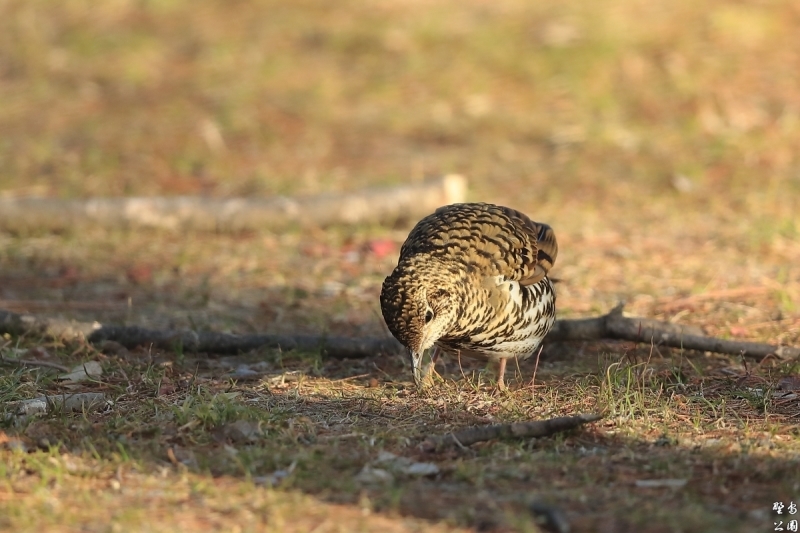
(380, 264, 456, 386)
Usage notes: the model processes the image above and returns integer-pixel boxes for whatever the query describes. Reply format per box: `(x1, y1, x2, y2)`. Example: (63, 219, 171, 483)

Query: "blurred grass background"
(2, 0, 799, 204)
(1, 0, 799, 334)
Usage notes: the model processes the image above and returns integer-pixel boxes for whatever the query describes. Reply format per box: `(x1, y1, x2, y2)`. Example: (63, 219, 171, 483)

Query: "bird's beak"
(410, 350, 433, 388)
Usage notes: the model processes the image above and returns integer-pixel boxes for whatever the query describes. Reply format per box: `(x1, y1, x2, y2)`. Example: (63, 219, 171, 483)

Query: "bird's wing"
(399, 203, 558, 286)
(495, 205, 558, 286)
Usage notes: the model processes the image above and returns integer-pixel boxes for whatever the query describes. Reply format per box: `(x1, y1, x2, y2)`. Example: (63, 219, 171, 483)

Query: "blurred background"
(1, 0, 799, 344)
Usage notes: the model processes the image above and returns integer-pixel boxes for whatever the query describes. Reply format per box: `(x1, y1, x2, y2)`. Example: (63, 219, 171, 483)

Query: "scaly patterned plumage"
(380, 202, 558, 389)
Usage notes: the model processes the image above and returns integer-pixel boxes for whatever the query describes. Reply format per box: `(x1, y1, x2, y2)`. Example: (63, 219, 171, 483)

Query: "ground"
(1, 0, 800, 531)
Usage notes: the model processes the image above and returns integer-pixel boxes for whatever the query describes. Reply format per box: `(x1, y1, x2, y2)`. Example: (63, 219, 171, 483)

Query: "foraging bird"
(380, 203, 557, 390)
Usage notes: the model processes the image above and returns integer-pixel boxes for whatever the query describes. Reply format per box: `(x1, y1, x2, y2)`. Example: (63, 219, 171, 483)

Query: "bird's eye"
(424, 310, 434, 323)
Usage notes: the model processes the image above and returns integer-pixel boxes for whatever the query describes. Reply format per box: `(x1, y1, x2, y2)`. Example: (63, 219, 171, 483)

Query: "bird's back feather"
(398, 203, 557, 285)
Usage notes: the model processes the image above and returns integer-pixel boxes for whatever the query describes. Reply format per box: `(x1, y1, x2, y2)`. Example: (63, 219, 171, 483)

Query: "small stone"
(253, 462, 296, 487)
(222, 420, 263, 444)
(403, 462, 440, 477)
(355, 466, 394, 484)
(374, 451, 440, 477)
(0, 433, 28, 453)
(529, 500, 571, 533)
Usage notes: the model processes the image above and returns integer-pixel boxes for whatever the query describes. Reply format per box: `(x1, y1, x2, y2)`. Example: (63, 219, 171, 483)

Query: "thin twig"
(329, 373, 370, 383)
(0, 356, 70, 372)
(421, 412, 603, 450)
(449, 433, 469, 451)
(528, 344, 544, 390)
(457, 350, 469, 383)
(316, 433, 366, 442)
(0, 176, 467, 233)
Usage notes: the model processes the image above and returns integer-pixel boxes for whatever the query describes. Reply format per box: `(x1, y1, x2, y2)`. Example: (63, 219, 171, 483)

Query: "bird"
(380, 202, 558, 390)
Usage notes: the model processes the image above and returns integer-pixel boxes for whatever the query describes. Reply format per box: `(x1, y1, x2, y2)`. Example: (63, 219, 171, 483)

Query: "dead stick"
(0, 175, 466, 233)
(545, 303, 800, 359)
(0, 356, 70, 372)
(422, 413, 603, 450)
(1, 304, 798, 360)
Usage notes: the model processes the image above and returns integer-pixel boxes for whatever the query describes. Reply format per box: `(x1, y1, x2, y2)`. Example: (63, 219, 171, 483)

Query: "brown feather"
(380, 202, 559, 388)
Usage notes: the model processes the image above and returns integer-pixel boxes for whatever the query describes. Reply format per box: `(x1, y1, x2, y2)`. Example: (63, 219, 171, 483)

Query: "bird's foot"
(417, 354, 443, 388)
(494, 358, 508, 393)
(421, 363, 443, 385)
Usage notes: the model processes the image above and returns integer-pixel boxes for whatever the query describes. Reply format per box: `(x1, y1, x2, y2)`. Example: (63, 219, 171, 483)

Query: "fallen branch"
(89, 326, 404, 359)
(546, 303, 800, 359)
(0, 356, 70, 373)
(1, 304, 798, 360)
(421, 413, 603, 450)
(0, 175, 466, 233)
(0, 308, 403, 358)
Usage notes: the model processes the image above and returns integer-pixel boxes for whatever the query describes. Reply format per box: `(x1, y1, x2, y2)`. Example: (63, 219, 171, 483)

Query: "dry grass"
(2, 0, 800, 531)
(1, 343, 798, 532)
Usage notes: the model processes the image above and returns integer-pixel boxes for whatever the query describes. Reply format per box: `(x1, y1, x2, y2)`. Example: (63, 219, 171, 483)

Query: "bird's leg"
(527, 345, 544, 390)
(417, 346, 442, 387)
(496, 358, 507, 391)
(431, 346, 442, 365)
(456, 350, 468, 381)
(424, 346, 442, 381)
